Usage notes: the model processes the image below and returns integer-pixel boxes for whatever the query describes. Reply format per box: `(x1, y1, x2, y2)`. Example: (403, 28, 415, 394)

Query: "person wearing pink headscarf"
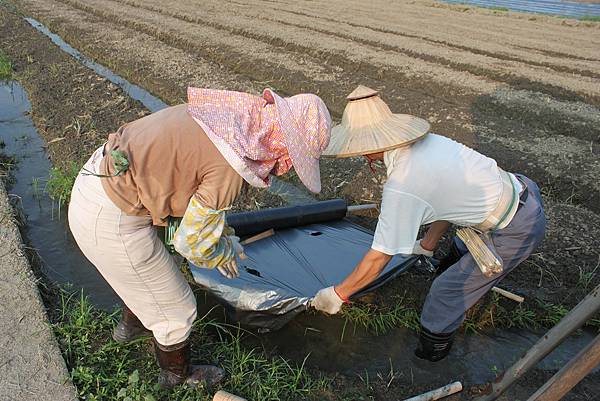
(67, 87, 331, 389)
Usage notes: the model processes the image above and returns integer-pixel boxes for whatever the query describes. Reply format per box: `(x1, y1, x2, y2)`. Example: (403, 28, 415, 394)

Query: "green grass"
(53, 291, 330, 401)
(0, 152, 17, 188)
(342, 296, 420, 336)
(0, 50, 11, 80)
(46, 161, 81, 211)
(579, 15, 600, 22)
(345, 291, 600, 336)
(31, 177, 43, 199)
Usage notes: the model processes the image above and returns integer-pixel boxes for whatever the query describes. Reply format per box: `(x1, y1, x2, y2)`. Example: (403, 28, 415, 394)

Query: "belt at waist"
(473, 169, 522, 232)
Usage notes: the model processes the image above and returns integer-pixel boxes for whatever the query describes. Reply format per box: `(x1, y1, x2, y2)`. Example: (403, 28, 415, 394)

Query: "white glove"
(229, 235, 244, 255)
(311, 286, 344, 315)
(216, 236, 244, 279)
(413, 239, 434, 257)
(217, 259, 239, 279)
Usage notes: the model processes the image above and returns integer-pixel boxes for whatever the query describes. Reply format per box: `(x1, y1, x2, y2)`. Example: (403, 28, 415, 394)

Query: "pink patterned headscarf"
(187, 87, 331, 193)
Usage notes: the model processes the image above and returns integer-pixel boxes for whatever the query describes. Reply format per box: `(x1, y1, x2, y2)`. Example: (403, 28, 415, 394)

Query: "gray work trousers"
(420, 175, 546, 334)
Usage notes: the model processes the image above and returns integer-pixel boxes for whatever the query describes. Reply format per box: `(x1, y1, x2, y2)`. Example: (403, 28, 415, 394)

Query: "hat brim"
(264, 89, 323, 193)
(323, 113, 430, 158)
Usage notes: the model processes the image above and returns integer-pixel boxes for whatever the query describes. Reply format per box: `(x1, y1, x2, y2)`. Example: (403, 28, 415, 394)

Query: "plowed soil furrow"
(287, 0, 600, 51)
(15, 0, 469, 145)
(244, 0, 600, 59)
(83, 0, 506, 98)
(13, 0, 262, 104)
(54, 0, 339, 83)
(235, 0, 600, 74)
(26, 0, 488, 123)
(249, 9, 600, 90)
(10, 0, 600, 205)
(107, 0, 600, 102)
(125, 0, 600, 86)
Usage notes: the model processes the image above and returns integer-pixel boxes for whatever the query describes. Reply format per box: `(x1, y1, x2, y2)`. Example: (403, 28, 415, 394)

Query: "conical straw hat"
(323, 86, 430, 158)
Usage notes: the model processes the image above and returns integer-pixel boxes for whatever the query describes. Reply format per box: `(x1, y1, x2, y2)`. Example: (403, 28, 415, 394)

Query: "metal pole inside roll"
(526, 333, 600, 401)
(474, 283, 600, 401)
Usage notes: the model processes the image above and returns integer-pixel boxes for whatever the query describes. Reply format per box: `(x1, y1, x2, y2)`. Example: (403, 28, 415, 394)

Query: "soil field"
(1, 0, 600, 399)
(7, 0, 600, 314)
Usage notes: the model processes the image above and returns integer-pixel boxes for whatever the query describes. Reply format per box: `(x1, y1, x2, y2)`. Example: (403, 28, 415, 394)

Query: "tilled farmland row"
(13, 0, 600, 206)
(118, 0, 600, 95)
(53, 0, 600, 104)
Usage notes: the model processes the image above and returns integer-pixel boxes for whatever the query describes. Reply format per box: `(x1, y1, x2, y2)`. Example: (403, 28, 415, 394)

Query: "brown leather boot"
(154, 339, 225, 389)
(112, 305, 151, 343)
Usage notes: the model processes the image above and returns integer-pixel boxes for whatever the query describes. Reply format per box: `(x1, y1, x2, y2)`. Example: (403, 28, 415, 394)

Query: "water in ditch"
(4, 18, 597, 387)
(0, 81, 118, 309)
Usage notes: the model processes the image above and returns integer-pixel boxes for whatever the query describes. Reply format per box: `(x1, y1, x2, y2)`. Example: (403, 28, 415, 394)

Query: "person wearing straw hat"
(311, 85, 545, 362)
(68, 87, 331, 388)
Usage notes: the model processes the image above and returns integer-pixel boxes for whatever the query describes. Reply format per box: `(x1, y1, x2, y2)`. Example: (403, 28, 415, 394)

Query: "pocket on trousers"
(118, 216, 161, 268)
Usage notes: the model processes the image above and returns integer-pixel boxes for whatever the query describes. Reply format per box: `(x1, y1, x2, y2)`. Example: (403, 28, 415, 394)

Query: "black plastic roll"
(226, 199, 348, 237)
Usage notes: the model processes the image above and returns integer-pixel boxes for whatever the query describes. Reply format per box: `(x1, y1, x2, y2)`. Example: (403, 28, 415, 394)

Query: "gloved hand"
(229, 235, 244, 256)
(413, 239, 434, 257)
(216, 259, 239, 279)
(311, 286, 345, 314)
(216, 236, 244, 279)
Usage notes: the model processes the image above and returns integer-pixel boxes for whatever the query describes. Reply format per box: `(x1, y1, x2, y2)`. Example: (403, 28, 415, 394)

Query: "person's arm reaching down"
(418, 220, 451, 254)
(312, 249, 392, 314)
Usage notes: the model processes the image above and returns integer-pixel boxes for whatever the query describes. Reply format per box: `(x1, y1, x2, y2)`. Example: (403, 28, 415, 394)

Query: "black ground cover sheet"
(190, 219, 419, 331)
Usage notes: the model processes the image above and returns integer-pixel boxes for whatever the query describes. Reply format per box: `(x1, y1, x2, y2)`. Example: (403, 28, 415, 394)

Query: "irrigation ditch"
(1, 2, 600, 400)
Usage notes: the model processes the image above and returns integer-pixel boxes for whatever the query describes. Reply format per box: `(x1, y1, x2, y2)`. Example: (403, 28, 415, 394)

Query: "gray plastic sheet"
(190, 219, 418, 330)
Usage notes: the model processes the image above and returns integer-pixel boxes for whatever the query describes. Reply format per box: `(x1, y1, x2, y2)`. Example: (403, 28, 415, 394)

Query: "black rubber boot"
(112, 305, 151, 343)
(414, 326, 455, 362)
(154, 339, 225, 389)
(435, 241, 463, 276)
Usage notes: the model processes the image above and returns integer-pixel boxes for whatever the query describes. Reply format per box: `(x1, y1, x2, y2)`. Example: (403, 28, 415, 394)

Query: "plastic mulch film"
(190, 219, 419, 331)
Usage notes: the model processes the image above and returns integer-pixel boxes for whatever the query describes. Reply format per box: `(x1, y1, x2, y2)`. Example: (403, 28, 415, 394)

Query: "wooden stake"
(240, 228, 275, 245)
(474, 283, 600, 401)
(526, 334, 600, 401)
(492, 286, 524, 303)
(238, 228, 275, 260)
(347, 203, 378, 213)
(213, 390, 247, 401)
(403, 381, 463, 401)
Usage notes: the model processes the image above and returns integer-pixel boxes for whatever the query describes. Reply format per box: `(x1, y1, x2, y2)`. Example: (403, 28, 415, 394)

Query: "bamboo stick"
(456, 228, 502, 277)
(526, 334, 600, 401)
(238, 228, 275, 260)
(213, 390, 247, 401)
(473, 283, 600, 401)
(347, 203, 378, 213)
(403, 381, 463, 401)
(492, 287, 524, 303)
(240, 228, 275, 245)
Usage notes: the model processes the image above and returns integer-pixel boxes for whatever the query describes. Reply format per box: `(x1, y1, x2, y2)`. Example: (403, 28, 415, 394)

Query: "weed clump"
(342, 295, 420, 336)
(46, 161, 81, 209)
(0, 152, 17, 189)
(0, 50, 11, 80)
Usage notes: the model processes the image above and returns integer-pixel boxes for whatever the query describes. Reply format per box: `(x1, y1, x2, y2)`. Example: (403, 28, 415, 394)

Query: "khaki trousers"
(68, 146, 197, 346)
